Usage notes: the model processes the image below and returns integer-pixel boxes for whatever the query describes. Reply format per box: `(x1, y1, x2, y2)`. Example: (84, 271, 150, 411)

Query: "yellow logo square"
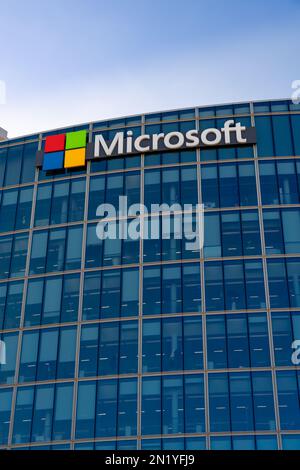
(64, 148, 86, 168)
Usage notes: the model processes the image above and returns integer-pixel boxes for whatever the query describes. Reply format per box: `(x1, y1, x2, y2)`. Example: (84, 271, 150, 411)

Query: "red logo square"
(45, 134, 66, 153)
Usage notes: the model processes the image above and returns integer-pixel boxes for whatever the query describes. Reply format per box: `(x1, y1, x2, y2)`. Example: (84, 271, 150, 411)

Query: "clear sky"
(0, 0, 299, 137)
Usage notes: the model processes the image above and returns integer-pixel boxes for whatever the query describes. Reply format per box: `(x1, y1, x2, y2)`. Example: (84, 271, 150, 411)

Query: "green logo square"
(65, 130, 87, 150)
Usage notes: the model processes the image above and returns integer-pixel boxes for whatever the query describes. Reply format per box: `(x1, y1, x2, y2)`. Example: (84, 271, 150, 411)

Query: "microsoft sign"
(36, 120, 256, 170)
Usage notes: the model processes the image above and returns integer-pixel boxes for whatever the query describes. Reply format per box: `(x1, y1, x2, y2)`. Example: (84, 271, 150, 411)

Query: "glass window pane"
(0, 332, 18, 384)
(46, 229, 66, 273)
(76, 381, 96, 439)
(142, 377, 161, 435)
(19, 331, 39, 382)
(13, 387, 35, 444)
(10, 233, 28, 278)
(0, 189, 18, 232)
(31, 385, 54, 442)
(51, 181, 69, 225)
(184, 375, 205, 433)
(21, 143, 37, 183)
(3, 281, 23, 329)
(0, 388, 12, 445)
(69, 179, 85, 222)
(37, 329, 59, 381)
(162, 376, 184, 435)
(57, 327, 77, 379)
(252, 371, 276, 431)
(35, 184, 52, 227)
(52, 383, 73, 441)
(209, 373, 230, 432)
(15, 187, 33, 230)
(277, 371, 300, 430)
(5, 146, 23, 187)
(65, 226, 82, 270)
(117, 378, 137, 437)
(30, 231, 48, 275)
(96, 379, 118, 438)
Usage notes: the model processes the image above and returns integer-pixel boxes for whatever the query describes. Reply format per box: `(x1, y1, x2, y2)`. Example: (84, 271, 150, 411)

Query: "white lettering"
(134, 134, 151, 152)
(152, 133, 165, 151)
(222, 119, 236, 144)
(201, 128, 222, 146)
(186, 129, 200, 147)
(96, 203, 117, 239)
(94, 132, 124, 157)
(292, 340, 300, 365)
(126, 130, 133, 153)
(93, 122, 253, 158)
(164, 131, 185, 150)
(235, 122, 247, 143)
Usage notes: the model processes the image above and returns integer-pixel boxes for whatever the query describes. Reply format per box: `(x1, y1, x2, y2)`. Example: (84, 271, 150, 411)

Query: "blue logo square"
(43, 151, 64, 171)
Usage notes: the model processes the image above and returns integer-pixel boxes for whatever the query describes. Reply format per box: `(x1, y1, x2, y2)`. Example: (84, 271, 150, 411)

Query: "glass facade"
(1, 99, 300, 450)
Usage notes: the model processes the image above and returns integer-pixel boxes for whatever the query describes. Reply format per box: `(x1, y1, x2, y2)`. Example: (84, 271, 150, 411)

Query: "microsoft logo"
(41, 130, 87, 171)
(36, 120, 257, 169)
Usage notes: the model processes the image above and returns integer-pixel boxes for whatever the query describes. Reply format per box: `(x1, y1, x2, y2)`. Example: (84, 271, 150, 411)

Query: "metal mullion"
(251, 106, 282, 450)
(181, 315, 188, 443)
(37, 172, 88, 187)
(0, 267, 83, 285)
(70, 124, 92, 448)
(0, 308, 284, 335)
(195, 107, 210, 450)
(29, 218, 85, 234)
(137, 113, 145, 449)
(4, 428, 288, 450)
(1, 365, 299, 389)
(4, 248, 300, 284)
(0, 227, 30, 238)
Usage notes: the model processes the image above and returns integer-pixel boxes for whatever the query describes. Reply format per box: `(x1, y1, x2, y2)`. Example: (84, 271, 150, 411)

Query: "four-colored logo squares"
(42, 130, 87, 171)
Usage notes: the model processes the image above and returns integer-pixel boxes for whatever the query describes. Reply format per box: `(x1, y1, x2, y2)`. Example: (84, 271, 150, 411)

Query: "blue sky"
(0, 0, 299, 137)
